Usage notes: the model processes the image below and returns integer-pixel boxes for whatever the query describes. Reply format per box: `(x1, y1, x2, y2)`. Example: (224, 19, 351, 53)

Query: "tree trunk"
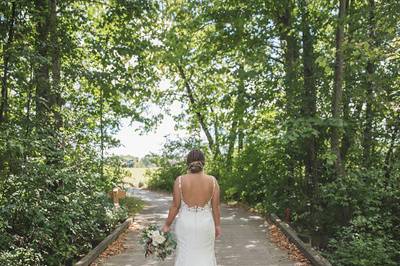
(277, 0, 299, 117)
(275, 0, 300, 184)
(34, 0, 51, 121)
(226, 117, 238, 167)
(211, 107, 221, 160)
(226, 63, 246, 168)
(238, 130, 244, 151)
(340, 0, 355, 163)
(0, 2, 17, 123)
(50, 0, 63, 129)
(34, 0, 64, 166)
(300, 0, 318, 194)
(384, 115, 399, 179)
(100, 86, 104, 180)
(362, 0, 376, 167)
(25, 66, 34, 137)
(331, 0, 347, 178)
(340, 88, 351, 161)
(237, 69, 245, 153)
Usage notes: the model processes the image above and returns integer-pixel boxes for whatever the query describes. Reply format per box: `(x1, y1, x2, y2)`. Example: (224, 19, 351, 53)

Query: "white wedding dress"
(174, 176, 217, 266)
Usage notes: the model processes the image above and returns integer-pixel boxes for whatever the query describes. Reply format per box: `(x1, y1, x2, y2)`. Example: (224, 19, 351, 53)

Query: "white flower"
(150, 230, 160, 238)
(152, 233, 166, 245)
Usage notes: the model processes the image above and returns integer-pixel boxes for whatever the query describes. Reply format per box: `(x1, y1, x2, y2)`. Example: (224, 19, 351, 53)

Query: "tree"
(299, 0, 318, 195)
(361, 0, 376, 166)
(0, 1, 17, 123)
(331, 0, 347, 178)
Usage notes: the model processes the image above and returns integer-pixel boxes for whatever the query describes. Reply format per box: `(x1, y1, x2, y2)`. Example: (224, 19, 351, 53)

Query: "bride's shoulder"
(174, 174, 190, 183)
(176, 174, 188, 180)
(174, 175, 182, 185)
(205, 174, 218, 183)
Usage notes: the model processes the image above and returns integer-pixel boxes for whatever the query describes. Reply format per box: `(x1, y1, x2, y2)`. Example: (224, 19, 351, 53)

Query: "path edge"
(74, 217, 132, 266)
(268, 213, 332, 266)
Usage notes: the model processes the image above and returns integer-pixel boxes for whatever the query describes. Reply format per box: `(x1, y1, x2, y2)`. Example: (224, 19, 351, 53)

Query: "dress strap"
(209, 176, 216, 202)
(178, 176, 183, 200)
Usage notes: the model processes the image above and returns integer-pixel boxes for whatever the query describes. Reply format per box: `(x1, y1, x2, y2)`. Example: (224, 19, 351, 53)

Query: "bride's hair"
(186, 150, 205, 173)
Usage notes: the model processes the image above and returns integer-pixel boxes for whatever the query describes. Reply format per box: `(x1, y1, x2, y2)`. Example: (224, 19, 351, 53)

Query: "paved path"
(100, 188, 295, 266)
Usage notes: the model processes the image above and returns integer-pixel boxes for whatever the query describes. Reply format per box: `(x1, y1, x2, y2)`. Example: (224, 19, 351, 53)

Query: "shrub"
(327, 228, 398, 266)
(322, 169, 400, 265)
(120, 196, 145, 216)
(0, 247, 43, 266)
(146, 138, 202, 192)
(147, 162, 185, 192)
(0, 150, 128, 265)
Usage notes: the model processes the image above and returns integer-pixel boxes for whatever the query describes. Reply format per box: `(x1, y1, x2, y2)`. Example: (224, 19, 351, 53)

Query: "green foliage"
(120, 196, 145, 216)
(0, 168, 128, 264)
(0, 134, 129, 264)
(151, 1, 400, 264)
(0, 247, 43, 266)
(147, 163, 185, 192)
(327, 229, 398, 266)
(322, 169, 400, 265)
(0, 0, 158, 264)
(1, 0, 399, 265)
(146, 138, 205, 191)
(104, 156, 130, 191)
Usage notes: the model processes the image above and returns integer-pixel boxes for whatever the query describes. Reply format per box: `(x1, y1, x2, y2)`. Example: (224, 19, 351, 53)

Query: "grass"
(120, 196, 145, 216)
(123, 167, 157, 188)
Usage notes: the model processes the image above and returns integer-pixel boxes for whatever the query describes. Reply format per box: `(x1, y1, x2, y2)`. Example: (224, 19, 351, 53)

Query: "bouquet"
(139, 224, 177, 261)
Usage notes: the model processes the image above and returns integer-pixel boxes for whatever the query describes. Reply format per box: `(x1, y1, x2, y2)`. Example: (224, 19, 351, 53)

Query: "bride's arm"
(211, 180, 222, 238)
(162, 177, 181, 232)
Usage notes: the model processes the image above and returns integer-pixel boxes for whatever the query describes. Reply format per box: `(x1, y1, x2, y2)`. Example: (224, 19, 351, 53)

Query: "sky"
(106, 113, 181, 158)
(106, 79, 186, 158)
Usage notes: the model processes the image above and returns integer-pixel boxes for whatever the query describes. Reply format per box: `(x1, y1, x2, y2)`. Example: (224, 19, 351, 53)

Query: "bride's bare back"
(179, 173, 215, 208)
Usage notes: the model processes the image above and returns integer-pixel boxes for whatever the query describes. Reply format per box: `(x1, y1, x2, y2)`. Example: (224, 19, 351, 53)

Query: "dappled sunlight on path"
(99, 188, 295, 266)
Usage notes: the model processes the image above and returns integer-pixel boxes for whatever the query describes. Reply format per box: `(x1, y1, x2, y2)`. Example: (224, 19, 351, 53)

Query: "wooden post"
(110, 188, 126, 207)
(285, 208, 291, 223)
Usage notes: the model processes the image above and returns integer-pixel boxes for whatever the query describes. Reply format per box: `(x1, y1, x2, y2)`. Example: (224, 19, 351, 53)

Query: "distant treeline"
(118, 154, 157, 168)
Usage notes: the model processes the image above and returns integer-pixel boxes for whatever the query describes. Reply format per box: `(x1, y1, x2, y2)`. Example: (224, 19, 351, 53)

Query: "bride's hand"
(215, 225, 222, 239)
(162, 224, 170, 233)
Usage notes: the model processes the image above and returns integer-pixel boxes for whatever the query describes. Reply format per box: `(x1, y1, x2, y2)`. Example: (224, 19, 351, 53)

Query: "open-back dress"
(174, 175, 217, 266)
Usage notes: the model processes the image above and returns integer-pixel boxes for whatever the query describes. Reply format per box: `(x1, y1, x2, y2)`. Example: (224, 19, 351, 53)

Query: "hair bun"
(188, 161, 204, 173)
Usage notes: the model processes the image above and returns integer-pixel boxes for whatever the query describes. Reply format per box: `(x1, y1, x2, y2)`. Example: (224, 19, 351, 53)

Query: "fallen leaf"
(268, 224, 311, 266)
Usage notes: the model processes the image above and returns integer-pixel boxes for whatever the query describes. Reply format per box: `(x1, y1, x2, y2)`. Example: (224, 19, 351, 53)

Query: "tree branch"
(177, 65, 219, 155)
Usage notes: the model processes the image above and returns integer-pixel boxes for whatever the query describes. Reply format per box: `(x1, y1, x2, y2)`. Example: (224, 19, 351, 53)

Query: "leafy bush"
(0, 131, 129, 265)
(327, 228, 398, 266)
(147, 163, 185, 192)
(146, 138, 203, 192)
(322, 168, 400, 265)
(0, 163, 128, 265)
(210, 135, 297, 216)
(0, 247, 43, 266)
(120, 196, 145, 216)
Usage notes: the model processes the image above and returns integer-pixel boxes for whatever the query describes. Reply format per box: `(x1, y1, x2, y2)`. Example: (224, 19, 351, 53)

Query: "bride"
(162, 149, 221, 266)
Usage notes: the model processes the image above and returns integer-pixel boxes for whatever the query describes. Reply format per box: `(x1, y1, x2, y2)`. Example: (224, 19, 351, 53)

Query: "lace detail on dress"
(180, 199, 211, 212)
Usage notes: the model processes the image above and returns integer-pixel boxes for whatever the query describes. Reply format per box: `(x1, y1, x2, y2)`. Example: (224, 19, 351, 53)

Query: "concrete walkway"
(100, 188, 295, 266)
